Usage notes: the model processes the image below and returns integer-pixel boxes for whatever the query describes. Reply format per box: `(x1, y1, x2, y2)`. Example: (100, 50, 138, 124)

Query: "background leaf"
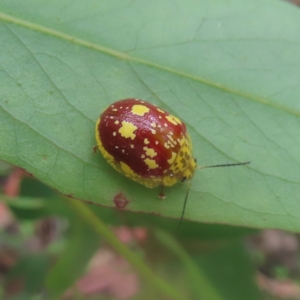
(0, 0, 300, 230)
(46, 220, 100, 297)
(195, 241, 261, 300)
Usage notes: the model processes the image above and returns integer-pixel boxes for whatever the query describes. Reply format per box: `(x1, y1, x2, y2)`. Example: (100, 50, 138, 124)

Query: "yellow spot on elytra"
(132, 105, 149, 116)
(144, 158, 159, 169)
(164, 137, 176, 149)
(167, 135, 176, 145)
(174, 116, 182, 124)
(112, 108, 118, 112)
(144, 138, 150, 144)
(143, 147, 157, 158)
(166, 115, 182, 125)
(141, 154, 145, 159)
(155, 141, 159, 145)
(157, 108, 165, 114)
(130, 144, 134, 149)
(113, 132, 116, 136)
(118, 121, 137, 140)
(151, 129, 156, 134)
(164, 123, 168, 127)
(114, 120, 119, 125)
(168, 152, 177, 165)
(151, 122, 156, 127)
(179, 137, 185, 146)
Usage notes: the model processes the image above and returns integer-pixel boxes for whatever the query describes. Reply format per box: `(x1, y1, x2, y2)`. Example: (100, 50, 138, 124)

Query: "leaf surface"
(1, 0, 300, 230)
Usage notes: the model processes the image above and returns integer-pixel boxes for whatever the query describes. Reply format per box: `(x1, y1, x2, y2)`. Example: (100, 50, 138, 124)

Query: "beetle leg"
(158, 185, 166, 199)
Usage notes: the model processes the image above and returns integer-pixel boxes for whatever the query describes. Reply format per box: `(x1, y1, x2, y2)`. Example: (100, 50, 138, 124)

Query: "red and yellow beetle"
(95, 98, 197, 198)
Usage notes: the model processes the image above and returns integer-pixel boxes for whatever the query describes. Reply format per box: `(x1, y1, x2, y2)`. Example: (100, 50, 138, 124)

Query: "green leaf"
(2, 196, 48, 220)
(195, 242, 261, 300)
(46, 219, 100, 297)
(0, 0, 300, 231)
(155, 229, 223, 300)
(7, 254, 50, 294)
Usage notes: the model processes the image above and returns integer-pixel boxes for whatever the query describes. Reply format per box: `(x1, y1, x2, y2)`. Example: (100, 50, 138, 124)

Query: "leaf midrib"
(1, 11, 299, 118)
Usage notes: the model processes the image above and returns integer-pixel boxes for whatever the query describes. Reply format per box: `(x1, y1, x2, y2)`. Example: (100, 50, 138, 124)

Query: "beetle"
(95, 98, 197, 198)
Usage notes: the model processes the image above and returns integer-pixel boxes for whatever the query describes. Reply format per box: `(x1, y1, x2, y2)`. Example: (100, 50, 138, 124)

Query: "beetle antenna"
(199, 161, 250, 170)
(177, 161, 250, 231)
(177, 180, 192, 231)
